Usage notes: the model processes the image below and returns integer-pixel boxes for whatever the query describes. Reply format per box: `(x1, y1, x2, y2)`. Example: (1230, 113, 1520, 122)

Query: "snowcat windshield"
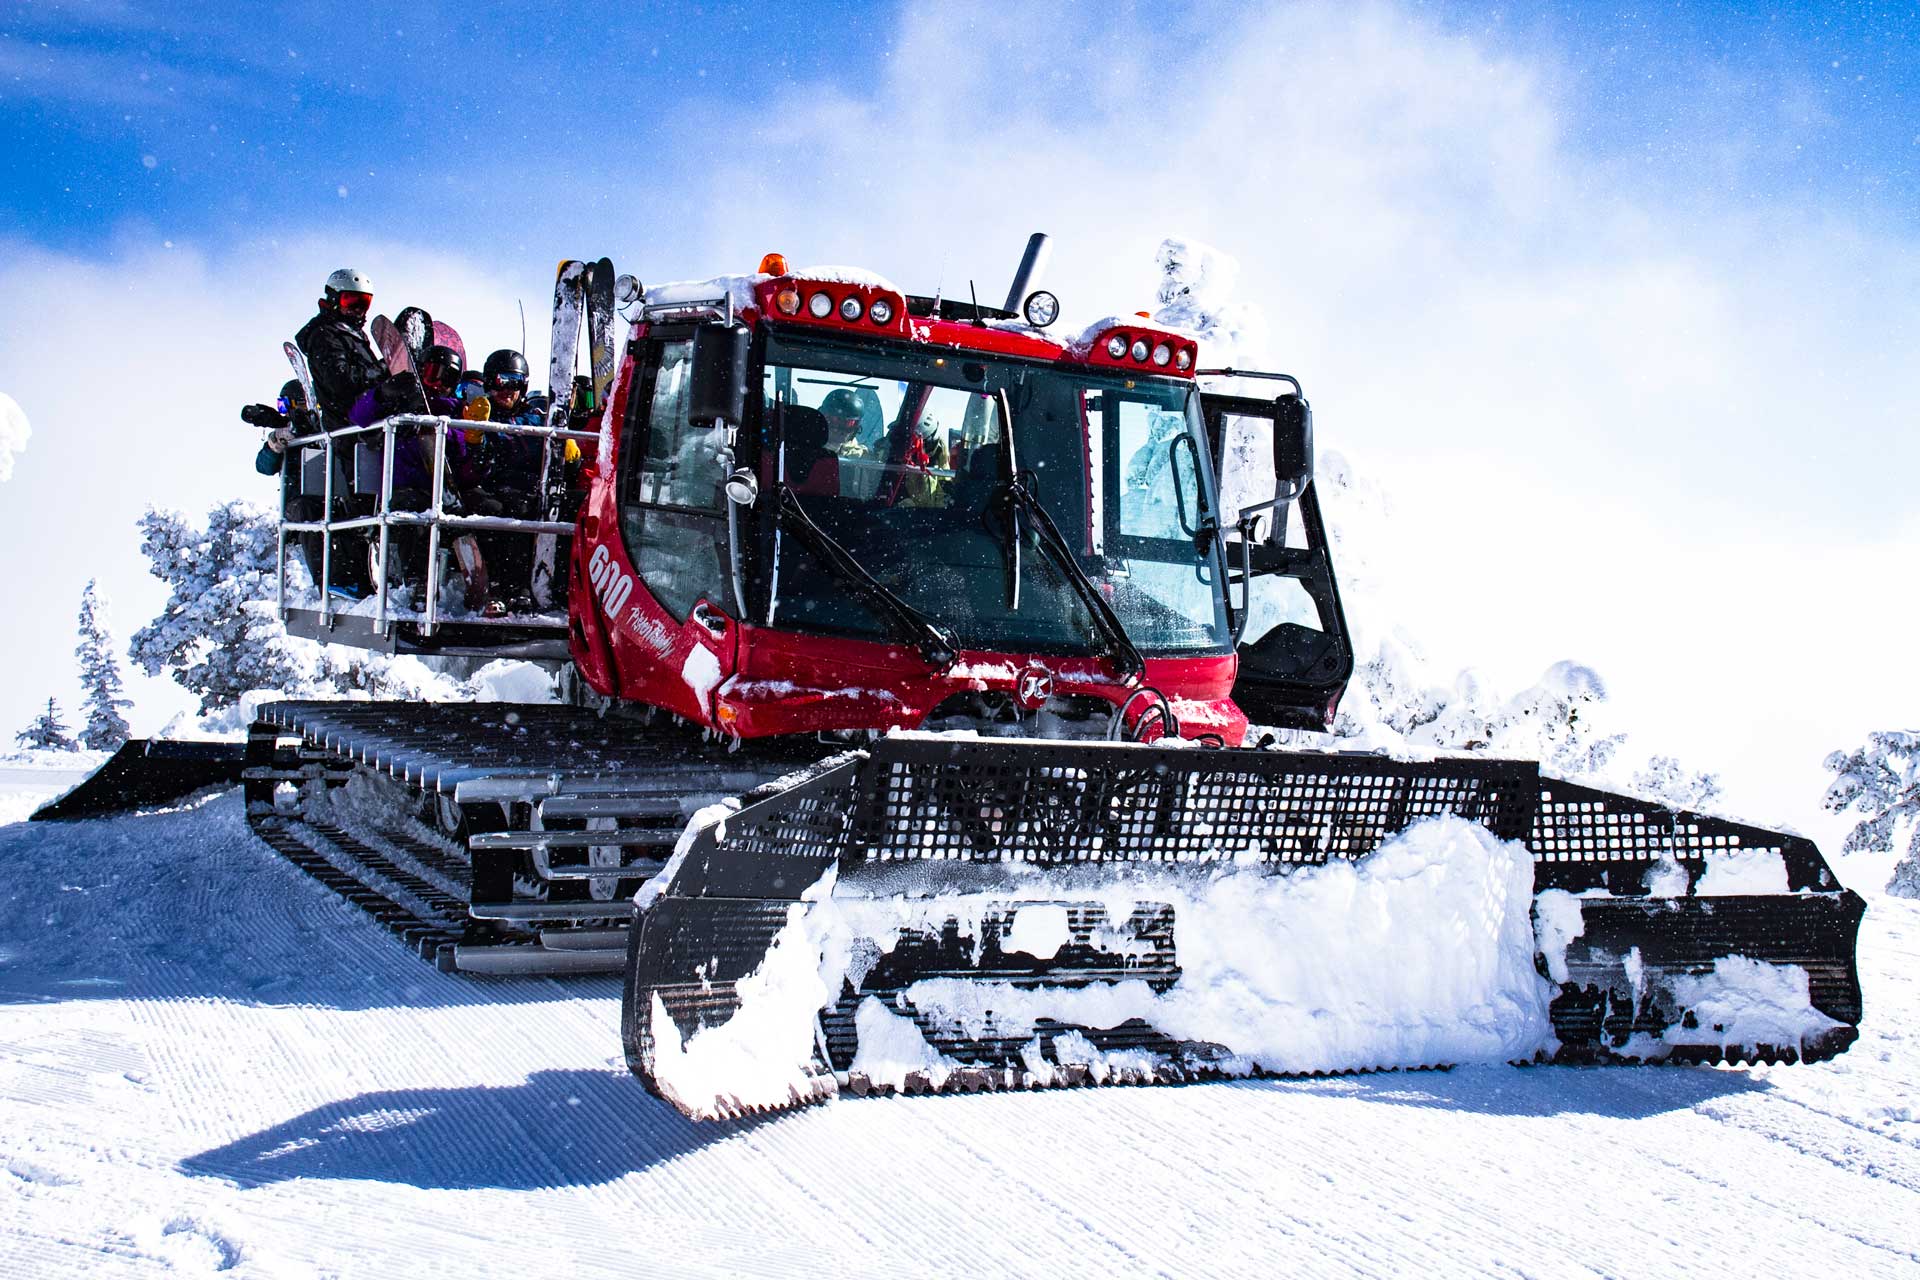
(760, 332, 1230, 658)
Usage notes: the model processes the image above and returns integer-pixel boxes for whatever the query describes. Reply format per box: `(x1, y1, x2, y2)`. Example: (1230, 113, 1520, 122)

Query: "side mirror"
(1274, 394, 1313, 498)
(689, 323, 749, 427)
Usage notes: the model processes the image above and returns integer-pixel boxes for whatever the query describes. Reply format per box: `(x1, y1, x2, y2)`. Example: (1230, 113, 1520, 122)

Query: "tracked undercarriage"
(242, 700, 817, 974)
(230, 700, 1864, 1114)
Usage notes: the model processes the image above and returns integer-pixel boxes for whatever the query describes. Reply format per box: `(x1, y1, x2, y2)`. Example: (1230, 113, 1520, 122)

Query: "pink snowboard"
(432, 321, 466, 370)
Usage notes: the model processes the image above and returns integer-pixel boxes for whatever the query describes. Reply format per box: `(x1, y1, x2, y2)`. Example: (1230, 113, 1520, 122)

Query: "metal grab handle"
(1229, 527, 1253, 646)
(1168, 433, 1216, 555)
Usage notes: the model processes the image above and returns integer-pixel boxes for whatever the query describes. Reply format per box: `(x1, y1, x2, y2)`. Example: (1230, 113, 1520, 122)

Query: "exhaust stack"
(1003, 232, 1052, 313)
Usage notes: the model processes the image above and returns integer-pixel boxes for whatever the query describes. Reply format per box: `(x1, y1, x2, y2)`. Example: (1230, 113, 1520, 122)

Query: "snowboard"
(531, 259, 588, 611)
(371, 315, 413, 375)
(431, 320, 465, 370)
(396, 306, 434, 370)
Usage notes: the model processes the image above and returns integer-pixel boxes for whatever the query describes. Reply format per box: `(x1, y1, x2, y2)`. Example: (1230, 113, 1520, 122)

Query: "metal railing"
(277, 412, 598, 637)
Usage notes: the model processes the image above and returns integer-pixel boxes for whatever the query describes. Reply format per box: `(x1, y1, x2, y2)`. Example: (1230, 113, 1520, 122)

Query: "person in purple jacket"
(350, 346, 504, 616)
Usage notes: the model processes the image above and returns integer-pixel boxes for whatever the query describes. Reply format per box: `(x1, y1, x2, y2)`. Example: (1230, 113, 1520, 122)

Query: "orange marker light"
(1134, 310, 1151, 319)
(774, 286, 802, 316)
(759, 253, 790, 275)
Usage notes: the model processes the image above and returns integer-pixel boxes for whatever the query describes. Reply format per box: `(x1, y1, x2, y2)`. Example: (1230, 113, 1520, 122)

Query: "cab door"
(602, 327, 740, 723)
(1203, 391, 1353, 732)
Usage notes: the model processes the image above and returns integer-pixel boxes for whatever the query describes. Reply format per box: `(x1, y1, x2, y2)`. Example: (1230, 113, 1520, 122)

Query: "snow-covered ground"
(2, 784, 1916, 1278)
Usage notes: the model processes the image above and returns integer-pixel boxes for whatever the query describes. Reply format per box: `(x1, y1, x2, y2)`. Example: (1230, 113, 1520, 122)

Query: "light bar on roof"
(1085, 325, 1199, 378)
(754, 276, 912, 337)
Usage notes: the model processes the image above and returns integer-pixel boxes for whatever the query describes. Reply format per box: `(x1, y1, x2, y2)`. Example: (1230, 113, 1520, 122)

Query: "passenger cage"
(277, 412, 598, 659)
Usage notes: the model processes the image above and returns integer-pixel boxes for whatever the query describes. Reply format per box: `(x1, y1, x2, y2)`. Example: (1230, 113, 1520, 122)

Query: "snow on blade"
(1696, 847, 1792, 895)
(1659, 956, 1843, 1052)
(645, 869, 841, 1120)
(1532, 889, 1585, 984)
(651, 815, 1557, 1117)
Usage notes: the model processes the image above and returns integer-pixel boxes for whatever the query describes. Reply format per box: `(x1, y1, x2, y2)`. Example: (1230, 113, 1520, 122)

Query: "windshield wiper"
(984, 392, 1147, 683)
(776, 486, 959, 669)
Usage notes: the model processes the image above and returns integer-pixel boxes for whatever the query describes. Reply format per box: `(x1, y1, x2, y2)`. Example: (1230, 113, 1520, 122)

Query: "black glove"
(241, 403, 289, 431)
(374, 371, 424, 416)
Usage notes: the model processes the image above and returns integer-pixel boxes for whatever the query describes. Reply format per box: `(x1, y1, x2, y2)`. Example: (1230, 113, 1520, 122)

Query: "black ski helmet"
(421, 344, 463, 388)
(483, 349, 530, 389)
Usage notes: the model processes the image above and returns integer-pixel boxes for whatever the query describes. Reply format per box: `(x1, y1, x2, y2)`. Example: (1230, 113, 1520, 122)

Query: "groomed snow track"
(243, 701, 813, 975)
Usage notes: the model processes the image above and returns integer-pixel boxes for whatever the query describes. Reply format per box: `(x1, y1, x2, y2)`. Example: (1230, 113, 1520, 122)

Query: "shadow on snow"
(179, 1062, 1774, 1193)
(181, 1069, 767, 1190)
(1245, 1060, 1772, 1119)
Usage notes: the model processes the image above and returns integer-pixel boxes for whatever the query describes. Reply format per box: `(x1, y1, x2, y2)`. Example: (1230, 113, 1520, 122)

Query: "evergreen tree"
(129, 501, 308, 714)
(74, 579, 132, 749)
(1824, 731, 1920, 898)
(15, 697, 77, 751)
(125, 500, 458, 720)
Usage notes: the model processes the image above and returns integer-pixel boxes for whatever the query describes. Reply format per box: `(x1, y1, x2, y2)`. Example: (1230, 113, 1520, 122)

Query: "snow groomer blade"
(623, 735, 1866, 1120)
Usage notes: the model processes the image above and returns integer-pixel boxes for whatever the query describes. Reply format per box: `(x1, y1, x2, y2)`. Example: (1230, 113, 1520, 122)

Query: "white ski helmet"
(325, 267, 374, 296)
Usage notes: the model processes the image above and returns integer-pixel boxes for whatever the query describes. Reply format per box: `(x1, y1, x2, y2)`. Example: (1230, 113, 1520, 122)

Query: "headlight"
(808, 292, 833, 318)
(1130, 339, 1149, 362)
(1175, 348, 1192, 370)
(869, 297, 895, 324)
(774, 287, 801, 316)
(1105, 335, 1128, 359)
(1151, 343, 1171, 366)
(1022, 290, 1060, 328)
(839, 296, 864, 321)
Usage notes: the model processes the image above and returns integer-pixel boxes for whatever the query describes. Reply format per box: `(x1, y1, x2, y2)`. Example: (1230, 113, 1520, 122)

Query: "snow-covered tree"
(1824, 731, 1920, 898)
(1630, 755, 1723, 811)
(15, 697, 76, 751)
(125, 499, 498, 725)
(129, 501, 308, 714)
(1150, 237, 1267, 360)
(74, 579, 132, 749)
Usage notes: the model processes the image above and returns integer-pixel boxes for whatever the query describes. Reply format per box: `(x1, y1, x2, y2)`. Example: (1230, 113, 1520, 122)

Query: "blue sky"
(5, 1, 1915, 257)
(2, 0, 1916, 838)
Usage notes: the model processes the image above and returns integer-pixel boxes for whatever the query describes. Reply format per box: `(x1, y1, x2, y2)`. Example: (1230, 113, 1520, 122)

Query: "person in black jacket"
(241, 378, 374, 597)
(288, 267, 386, 594)
(294, 268, 386, 426)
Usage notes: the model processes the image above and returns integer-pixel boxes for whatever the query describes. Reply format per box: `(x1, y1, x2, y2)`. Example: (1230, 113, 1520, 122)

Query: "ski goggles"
(489, 374, 529, 390)
(276, 396, 292, 414)
(336, 291, 374, 311)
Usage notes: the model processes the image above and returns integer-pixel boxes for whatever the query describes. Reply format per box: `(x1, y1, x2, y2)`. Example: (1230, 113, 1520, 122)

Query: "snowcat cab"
(564, 268, 1353, 746)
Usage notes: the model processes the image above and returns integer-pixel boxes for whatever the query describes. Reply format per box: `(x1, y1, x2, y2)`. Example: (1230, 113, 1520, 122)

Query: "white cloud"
(0, 392, 27, 483)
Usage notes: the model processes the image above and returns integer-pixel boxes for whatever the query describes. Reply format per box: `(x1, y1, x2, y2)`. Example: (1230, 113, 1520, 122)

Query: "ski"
(283, 341, 318, 411)
(531, 260, 588, 610)
(587, 257, 618, 408)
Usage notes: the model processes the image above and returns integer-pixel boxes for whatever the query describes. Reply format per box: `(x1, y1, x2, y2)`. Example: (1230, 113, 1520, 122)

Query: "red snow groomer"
(50, 237, 1864, 1118)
